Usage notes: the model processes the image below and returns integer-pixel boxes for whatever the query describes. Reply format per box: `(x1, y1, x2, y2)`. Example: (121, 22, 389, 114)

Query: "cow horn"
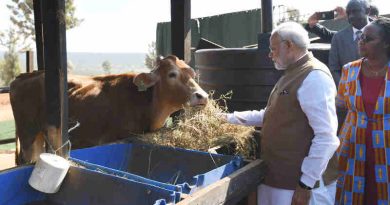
(156, 56, 164, 65)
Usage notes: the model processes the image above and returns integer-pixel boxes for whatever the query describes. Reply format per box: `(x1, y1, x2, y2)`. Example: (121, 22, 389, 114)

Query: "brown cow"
(10, 55, 208, 164)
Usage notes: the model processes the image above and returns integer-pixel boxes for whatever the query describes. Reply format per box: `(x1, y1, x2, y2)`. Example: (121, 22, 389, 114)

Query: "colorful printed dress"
(336, 58, 390, 205)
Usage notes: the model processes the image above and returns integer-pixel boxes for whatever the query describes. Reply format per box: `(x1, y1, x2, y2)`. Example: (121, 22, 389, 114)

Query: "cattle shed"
(6, 0, 271, 204)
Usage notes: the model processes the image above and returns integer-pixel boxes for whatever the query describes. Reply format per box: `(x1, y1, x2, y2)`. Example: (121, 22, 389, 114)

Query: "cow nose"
(195, 90, 208, 99)
(191, 90, 208, 106)
(195, 92, 203, 99)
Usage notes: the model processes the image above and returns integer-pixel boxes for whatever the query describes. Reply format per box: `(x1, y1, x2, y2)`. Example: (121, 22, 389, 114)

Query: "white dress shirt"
(352, 17, 369, 41)
(353, 27, 363, 41)
(227, 70, 340, 188)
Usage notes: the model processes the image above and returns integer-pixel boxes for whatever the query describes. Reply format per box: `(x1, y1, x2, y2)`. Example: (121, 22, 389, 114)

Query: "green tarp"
(156, 8, 360, 57)
(156, 19, 200, 57)
(156, 9, 261, 57)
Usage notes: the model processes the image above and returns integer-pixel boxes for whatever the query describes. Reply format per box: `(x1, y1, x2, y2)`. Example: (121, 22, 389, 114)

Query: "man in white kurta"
(224, 22, 339, 205)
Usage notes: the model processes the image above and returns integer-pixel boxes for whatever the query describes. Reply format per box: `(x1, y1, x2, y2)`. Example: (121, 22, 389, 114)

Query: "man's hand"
(307, 12, 319, 28)
(335, 6, 347, 20)
(217, 113, 228, 122)
(291, 185, 311, 205)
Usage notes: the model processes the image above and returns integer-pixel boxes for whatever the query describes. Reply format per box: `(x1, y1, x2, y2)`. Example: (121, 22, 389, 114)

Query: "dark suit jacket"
(328, 25, 360, 85)
(304, 23, 336, 43)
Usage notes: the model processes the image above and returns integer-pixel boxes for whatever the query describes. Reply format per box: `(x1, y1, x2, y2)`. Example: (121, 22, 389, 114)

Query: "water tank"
(308, 43, 330, 67)
(195, 48, 281, 111)
(195, 44, 331, 112)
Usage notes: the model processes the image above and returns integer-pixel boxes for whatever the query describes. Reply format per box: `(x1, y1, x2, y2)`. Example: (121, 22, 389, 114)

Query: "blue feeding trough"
(0, 143, 243, 205)
(0, 164, 177, 205)
(70, 143, 243, 194)
(0, 166, 45, 205)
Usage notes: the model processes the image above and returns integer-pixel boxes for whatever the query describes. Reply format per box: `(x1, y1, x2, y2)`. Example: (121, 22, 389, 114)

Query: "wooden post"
(26, 50, 34, 73)
(261, 0, 273, 34)
(33, 0, 45, 70)
(258, 0, 273, 50)
(41, 0, 68, 158)
(170, 0, 191, 63)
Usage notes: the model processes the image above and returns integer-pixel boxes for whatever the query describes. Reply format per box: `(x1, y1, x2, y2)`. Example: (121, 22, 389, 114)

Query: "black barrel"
(308, 43, 330, 67)
(195, 48, 281, 112)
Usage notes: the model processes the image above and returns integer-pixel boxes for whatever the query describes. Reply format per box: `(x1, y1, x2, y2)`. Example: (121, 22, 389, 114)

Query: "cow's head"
(133, 55, 208, 111)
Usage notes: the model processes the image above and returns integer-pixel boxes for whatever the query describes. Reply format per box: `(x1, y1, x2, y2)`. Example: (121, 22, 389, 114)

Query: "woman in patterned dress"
(336, 17, 390, 205)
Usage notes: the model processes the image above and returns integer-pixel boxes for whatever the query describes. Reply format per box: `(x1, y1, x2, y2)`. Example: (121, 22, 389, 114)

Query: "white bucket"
(28, 153, 70, 194)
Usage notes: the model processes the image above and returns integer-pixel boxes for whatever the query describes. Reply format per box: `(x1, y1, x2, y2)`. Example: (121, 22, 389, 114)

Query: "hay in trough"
(137, 92, 257, 159)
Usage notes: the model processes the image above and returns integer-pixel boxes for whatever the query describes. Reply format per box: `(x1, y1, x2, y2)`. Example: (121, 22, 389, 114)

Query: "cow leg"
(15, 131, 22, 165)
(20, 132, 46, 164)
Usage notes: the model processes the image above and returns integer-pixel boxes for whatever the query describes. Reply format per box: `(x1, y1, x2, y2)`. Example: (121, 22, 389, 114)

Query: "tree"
(276, 5, 303, 24)
(102, 60, 112, 74)
(67, 60, 74, 73)
(286, 7, 301, 22)
(7, 0, 83, 49)
(144, 41, 157, 70)
(0, 29, 21, 86)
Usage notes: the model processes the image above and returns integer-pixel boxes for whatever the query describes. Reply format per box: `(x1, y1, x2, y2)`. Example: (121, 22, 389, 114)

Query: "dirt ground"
(0, 93, 14, 122)
(0, 93, 16, 170)
(0, 150, 15, 171)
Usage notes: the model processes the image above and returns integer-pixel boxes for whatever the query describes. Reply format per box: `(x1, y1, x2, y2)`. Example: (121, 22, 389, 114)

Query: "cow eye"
(168, 72, 177, 78)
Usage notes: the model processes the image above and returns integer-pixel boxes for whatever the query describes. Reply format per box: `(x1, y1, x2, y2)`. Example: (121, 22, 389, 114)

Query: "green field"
(0, 120, 16, 150)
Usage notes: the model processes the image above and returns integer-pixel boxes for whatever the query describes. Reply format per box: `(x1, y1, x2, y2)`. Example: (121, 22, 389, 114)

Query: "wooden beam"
(170, 0, 191, 63)
(261, 0, 273, 33)
(41, 0, 68, 157)
(26, 51, 34, 73)
(33, 0, 45, 70)
(177, 159, 265, 205)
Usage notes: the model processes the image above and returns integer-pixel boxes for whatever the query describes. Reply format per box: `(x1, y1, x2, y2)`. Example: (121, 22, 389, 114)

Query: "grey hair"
(271, 22, 310, 50)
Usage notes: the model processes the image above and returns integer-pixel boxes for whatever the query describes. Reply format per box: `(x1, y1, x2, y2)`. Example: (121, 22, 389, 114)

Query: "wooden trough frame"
(178, 159, 265, 205)
(27, 0, 270, 204)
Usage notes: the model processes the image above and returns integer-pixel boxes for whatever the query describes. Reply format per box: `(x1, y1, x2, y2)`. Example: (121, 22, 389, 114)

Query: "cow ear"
(133, 73, 159, 91)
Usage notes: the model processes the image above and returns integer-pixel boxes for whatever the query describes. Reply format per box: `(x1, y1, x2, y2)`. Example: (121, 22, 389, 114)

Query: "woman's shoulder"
(342, 58, 364, 70)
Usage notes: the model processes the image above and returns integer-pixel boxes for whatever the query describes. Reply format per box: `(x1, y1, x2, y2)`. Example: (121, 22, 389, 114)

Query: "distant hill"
(0, 51, 149, 76)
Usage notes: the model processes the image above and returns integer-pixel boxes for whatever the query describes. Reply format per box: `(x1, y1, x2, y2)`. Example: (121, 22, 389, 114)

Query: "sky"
(0, 0, 389, 53)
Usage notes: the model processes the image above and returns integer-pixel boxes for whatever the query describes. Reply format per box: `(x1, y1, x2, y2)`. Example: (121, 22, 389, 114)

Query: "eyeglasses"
(358, 34, 376, 43)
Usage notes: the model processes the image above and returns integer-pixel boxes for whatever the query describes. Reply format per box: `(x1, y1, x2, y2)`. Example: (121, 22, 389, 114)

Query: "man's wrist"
(298, 180, 313, 190)
(308, 22, 317, 28)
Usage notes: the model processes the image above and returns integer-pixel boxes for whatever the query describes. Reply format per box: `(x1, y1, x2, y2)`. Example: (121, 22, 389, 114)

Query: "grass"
(0, 120, 16, 150)
(138, 93, 257, 159)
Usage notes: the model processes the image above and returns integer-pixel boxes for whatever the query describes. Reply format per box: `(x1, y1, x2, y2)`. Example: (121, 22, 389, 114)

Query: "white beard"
(274, 63, 287, 70)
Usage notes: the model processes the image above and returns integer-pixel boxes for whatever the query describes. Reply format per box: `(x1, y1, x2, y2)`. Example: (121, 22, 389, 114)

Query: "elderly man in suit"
(305, 4, 378, 44)
(329, 0, 370, 84)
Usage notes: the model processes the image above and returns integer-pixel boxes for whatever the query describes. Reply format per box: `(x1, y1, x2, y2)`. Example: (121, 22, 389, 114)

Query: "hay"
(137, 92, 257, 159)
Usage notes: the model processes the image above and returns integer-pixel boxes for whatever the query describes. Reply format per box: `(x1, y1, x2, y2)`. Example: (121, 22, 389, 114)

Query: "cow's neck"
(148, 85, 180, 131)
(149, 102, 176, 131)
